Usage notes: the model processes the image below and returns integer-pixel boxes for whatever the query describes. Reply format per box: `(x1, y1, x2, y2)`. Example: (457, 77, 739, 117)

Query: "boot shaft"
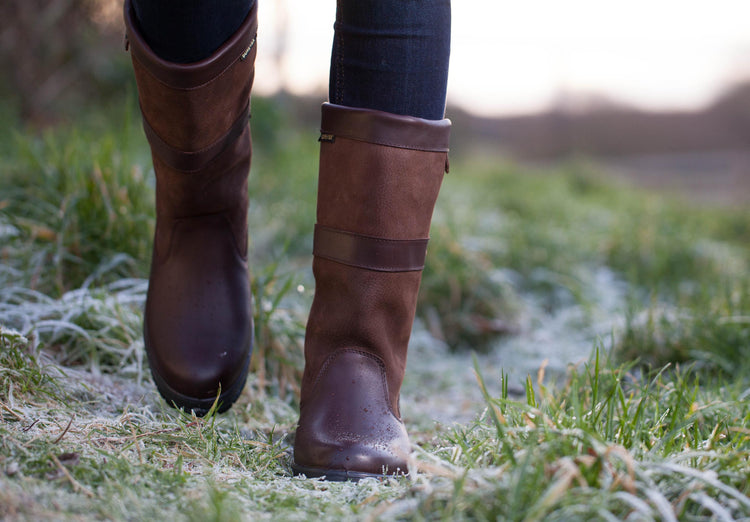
(302, 103, 451, 413)
(316, 103, 450, 240)
(124, 0, 257, 256)
(294, 103, 450, 477)
(125, 0, 257, 153)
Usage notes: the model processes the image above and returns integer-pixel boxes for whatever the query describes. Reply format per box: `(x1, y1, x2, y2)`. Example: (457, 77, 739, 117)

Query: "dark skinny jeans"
(130, 0, 450, 120)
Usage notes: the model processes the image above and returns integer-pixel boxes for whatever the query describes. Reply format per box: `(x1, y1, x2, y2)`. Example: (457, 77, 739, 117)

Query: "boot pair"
(125, 1, 450, 479)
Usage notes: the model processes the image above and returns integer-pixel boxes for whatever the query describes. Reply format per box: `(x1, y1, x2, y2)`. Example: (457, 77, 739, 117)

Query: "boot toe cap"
(293, 426, 410, 478)
(293, 349, 411, 478)
(144, 313, 252, 402)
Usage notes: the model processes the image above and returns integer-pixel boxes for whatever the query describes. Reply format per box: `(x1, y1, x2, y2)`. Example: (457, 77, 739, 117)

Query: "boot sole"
(148, 353, 250, 416)
(144, 314, 251, 416)
(143, 308, 252, 416)
(291, 462, 407, 482)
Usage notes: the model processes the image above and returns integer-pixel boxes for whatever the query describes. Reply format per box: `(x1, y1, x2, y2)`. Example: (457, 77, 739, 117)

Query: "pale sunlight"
(254, 0, 750, 115)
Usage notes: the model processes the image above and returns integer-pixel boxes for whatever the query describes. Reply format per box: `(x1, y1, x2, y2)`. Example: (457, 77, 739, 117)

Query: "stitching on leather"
(143, 103, 248, 155)
(184, 42, 254, 91)
(317, 226, 429, 244)
(312, 348, 397, 418)
(161, 211, 246, 263)
(141, 103, 249, 172)
(135, 53, 246, 91)
(219, 211, 247, 260)
(328, 133, 449, 153)
(314, 252, 423, 272)
(131, 28, 256, 92)
(313, 226, 428, 271)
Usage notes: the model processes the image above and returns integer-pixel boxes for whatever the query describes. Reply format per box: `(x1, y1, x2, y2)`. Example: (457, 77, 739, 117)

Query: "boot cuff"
(124, 0, 258, 89)
(321, 103, 451, 153)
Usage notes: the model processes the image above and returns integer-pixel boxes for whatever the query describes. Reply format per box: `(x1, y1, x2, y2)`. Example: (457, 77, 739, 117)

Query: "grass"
(414, 352, 749, 520)
(2, 328, 747, 520)
(0, 100, 152, 294)
(1, 97, 749, 519)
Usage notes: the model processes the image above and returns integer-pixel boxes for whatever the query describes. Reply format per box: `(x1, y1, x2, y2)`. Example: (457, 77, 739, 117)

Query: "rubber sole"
(291, 462, 407, 482)
(148, 351, 251, 417)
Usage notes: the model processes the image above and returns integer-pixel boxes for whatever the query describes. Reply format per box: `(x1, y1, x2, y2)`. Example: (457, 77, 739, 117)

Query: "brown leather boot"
(293, 103, 451, 480)
(124, 0, 257, 415)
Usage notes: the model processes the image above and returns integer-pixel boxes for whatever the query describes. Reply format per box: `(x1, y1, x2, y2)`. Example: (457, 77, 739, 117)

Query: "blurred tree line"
(0, 0, 129, 125)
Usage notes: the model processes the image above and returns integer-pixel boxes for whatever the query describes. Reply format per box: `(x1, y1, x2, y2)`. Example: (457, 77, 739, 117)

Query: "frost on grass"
(1, 256, 748, 519)
(3, 149, 750, 518)
(0, 278, 147, 381)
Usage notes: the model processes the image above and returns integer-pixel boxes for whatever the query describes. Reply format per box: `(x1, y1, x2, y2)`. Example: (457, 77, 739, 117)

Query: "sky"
(252, 0, 750, 116)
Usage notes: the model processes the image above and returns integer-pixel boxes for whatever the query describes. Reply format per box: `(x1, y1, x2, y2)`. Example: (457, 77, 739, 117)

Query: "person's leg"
(294, 0, 451, 480)
(329, 0, 451, 120)
(124, 0, 258, 414)
(130, 0, 254, 63)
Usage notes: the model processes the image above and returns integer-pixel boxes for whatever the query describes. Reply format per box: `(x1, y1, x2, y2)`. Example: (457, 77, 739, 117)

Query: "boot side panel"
(301, 257, 422, 415)
(316, 137, 446, 240)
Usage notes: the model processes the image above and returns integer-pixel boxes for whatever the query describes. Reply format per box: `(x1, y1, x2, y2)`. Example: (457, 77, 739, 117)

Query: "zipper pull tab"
(124, 33, 130, 52)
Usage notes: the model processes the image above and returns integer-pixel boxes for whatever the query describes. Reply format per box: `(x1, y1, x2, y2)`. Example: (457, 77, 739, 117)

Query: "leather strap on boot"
(313, 102, 450, 273)
(313, 225, 429, 272)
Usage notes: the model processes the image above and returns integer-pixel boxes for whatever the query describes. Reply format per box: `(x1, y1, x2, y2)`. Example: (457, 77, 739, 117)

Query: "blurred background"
(2, 0, 749, 202)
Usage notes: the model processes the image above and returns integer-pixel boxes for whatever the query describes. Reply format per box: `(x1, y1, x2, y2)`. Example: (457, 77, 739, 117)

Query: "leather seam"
(316, 227, 428, 245)
(322, 134, 450, 153)
(141, 102, 249, 154)
(129, 30, 256, 92)
(131, 53, 237, 92)
(312, 348, 400, 420)
(158, 211, 246, 264)
(141, 103, 250, 172)
(314, 253, 422, 273)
